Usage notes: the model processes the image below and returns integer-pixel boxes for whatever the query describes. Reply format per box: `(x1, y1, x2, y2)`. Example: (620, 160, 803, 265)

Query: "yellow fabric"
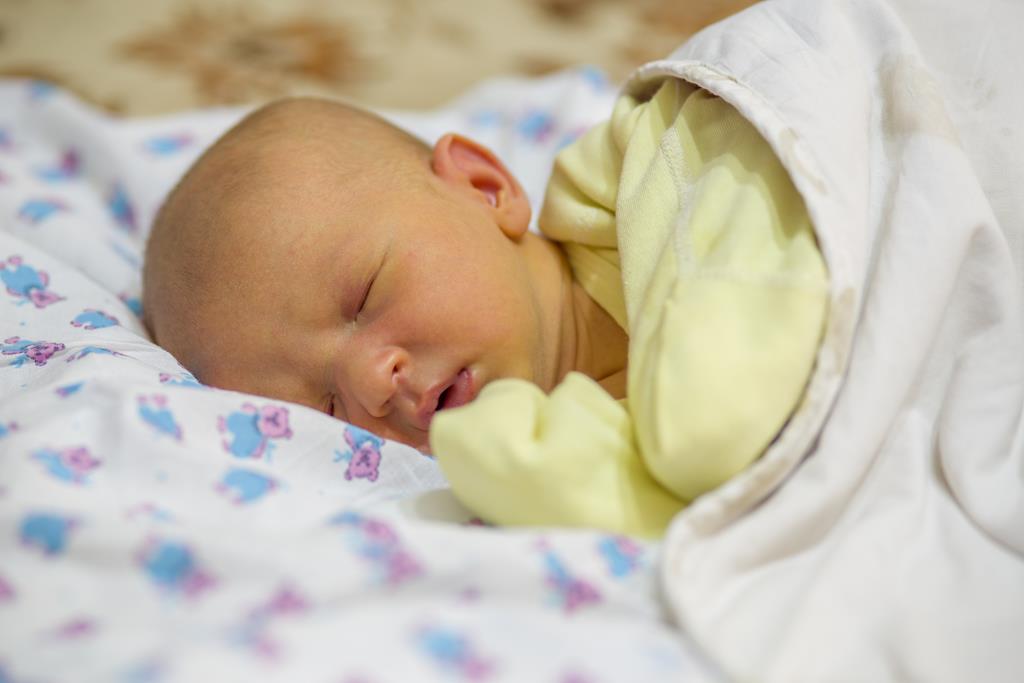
(431, 79, 830, 537)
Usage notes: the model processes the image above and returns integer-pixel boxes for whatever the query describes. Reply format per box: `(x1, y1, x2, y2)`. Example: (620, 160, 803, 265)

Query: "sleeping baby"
(143, 80, 829, 537)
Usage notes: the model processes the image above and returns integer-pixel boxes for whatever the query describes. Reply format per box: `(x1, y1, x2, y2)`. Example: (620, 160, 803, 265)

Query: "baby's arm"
(430, 372, 682, 538)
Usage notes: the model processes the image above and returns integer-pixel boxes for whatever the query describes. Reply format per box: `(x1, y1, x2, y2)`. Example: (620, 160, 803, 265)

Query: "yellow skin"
(143, 97, 627, 452)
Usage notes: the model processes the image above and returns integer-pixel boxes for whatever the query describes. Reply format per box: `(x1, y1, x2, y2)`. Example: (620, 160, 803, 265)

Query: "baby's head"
(143, 97, 568, 451)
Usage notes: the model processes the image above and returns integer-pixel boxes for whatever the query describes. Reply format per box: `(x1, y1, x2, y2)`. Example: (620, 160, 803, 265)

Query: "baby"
(144, 83, 829, 537)
(143, 98, 626, 448)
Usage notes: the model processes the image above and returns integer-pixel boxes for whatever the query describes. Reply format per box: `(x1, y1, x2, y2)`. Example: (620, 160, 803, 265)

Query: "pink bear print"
(158, 371, 202, 389)
(232, 586, 309, 659)
(218, 403, 293, 460)
(0, 575, 13, 602)
(2, 336, 65, 367)
(1, 255, 63, 308)
(334, 425, 384, 482)
(51, 618, 96, 640)
(256, 405, 292, 438)
(331, 511, 423, 586)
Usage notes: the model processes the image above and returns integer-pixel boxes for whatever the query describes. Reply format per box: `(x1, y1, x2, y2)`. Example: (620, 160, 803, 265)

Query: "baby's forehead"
(181, 110, 427, 305)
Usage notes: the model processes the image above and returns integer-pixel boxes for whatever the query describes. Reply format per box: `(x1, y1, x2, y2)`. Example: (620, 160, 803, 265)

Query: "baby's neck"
(569, 280, 629, 398)
(523, 232, 629, 397)
(536, 235, 630, 397)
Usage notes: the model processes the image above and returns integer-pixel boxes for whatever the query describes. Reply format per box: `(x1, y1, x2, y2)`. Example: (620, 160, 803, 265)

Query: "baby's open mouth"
(437, 368, 474, 412)
(437, 384, 454, 410)
(417, 368, 477, 432)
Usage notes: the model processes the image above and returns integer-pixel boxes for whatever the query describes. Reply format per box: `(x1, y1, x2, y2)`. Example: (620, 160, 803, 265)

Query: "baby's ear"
(431, 133, 531, 239)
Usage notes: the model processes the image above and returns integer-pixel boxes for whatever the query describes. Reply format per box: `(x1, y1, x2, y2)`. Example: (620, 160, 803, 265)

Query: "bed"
(0, 68, 727, 682)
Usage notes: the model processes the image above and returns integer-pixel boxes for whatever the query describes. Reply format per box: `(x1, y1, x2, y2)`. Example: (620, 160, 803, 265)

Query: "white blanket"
(0, 71, 725, 682)
(648, 1, 1024, 681)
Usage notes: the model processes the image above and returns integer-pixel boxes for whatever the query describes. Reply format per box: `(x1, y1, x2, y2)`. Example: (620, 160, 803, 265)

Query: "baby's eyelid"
(354, 269, 379, 320)
(327, 393, 348, 421)
(358, 252, 387, 316)
(358, 277, 373, 313)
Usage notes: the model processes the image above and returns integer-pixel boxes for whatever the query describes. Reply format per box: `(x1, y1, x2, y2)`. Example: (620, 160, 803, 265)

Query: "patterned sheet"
(0, 73, 722, 682)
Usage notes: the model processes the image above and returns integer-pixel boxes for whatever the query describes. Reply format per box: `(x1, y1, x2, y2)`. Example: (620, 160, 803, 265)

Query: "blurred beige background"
(0, 0, 756, 115)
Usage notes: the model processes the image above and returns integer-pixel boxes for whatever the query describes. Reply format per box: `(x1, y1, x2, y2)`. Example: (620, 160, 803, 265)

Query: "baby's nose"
(358, 345, 409, 419)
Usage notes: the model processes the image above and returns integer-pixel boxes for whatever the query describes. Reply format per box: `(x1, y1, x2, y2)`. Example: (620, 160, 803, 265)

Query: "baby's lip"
(414, 368, 476, 431)
(442, 368, 476, 411)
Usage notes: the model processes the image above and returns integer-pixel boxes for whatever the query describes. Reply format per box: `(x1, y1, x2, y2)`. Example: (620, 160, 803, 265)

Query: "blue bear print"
(1, 255, 63, 308)
(17, 198, 68, 225)
(55, 381, 84, 397)
(107, 183, 137, 233)
(218, 403, 292, 460)
(71, 309, 119, 330)
(142, 133, 194, 156)
(33, 148, 80, 182)
(216, 468, 276, 504)
(136, 538, 215, 598)
(415, 625, 495, 681)
(119, 292, 143, 318)
(518, 109, 556, 143)
(137, 394, 182, 441)
(2, 336, 65, 367)
(19, 512, 76, 556)
(598, 536, 644, 578)
(32, 446, 101, 484)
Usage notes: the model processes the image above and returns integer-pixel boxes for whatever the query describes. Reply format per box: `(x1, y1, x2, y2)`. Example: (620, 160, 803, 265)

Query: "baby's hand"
(430, 372, 682, 538)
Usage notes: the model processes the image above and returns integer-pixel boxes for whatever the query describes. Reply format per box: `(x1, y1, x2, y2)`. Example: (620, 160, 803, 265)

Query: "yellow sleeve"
(620, 85, 829, 503)
(537, 94, 646, 330)
(429, 372, 683, 538)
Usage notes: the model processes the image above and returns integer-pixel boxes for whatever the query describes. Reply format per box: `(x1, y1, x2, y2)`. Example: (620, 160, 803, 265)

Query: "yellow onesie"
(430, 78, 830, 538)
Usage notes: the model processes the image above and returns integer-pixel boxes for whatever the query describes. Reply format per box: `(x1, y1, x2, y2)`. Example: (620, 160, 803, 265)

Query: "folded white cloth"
(648, 1, 1024, 681)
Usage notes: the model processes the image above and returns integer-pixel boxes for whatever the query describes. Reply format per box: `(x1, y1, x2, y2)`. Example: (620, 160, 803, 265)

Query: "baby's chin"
(413, 427, 438, 456)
